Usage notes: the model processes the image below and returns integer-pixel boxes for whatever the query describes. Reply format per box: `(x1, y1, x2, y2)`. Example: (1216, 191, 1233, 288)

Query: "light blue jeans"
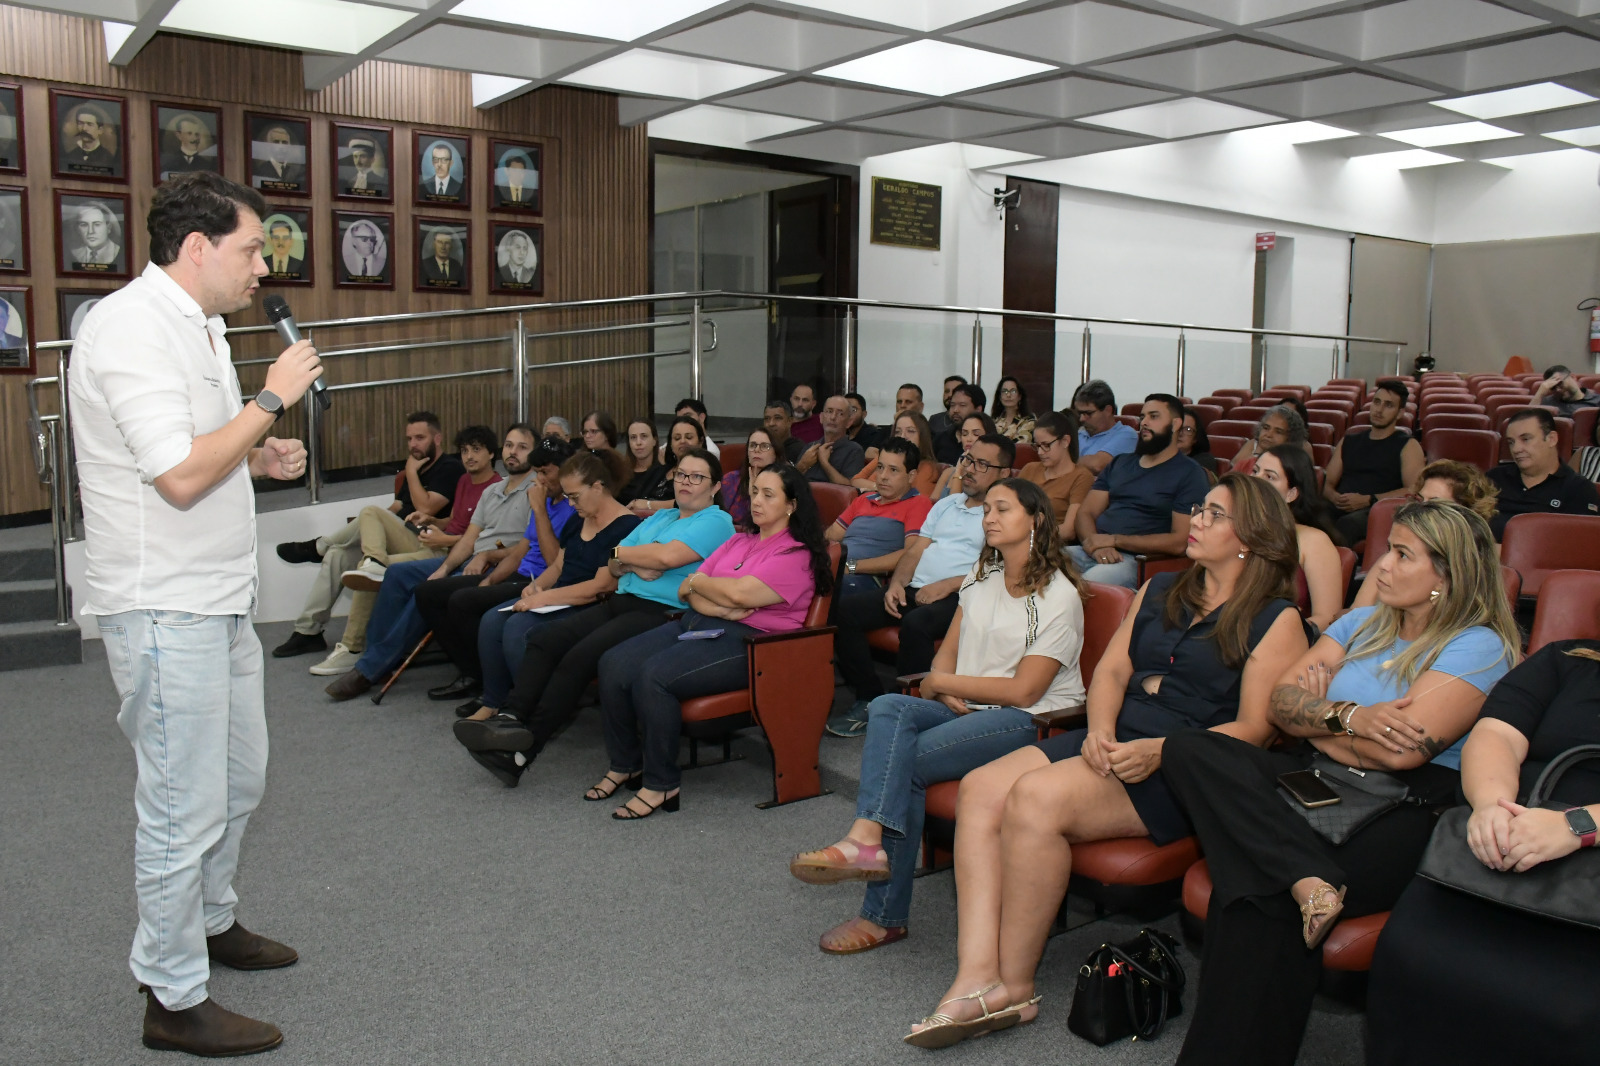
(1066, 544, 1140, 589)
(98, 610, 267, 1011)
(855, 694, 1037, 929)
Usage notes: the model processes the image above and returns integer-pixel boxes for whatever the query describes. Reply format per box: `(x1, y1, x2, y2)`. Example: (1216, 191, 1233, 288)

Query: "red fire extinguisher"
(1583, 298, 1600, 353)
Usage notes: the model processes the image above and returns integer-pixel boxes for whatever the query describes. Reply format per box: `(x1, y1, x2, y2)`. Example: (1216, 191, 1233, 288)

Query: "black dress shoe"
(275, 539, 322, 565)
(141, 989, 282, 1056)
(271, 631, 327, 659)
(454, 699, 483, 719)
(325, 669, 373, 701)
(207, 922, 298, 970)
(453, 712, 534, 752)
(428, 675, 481, 701)
(468, 749, 525, 788)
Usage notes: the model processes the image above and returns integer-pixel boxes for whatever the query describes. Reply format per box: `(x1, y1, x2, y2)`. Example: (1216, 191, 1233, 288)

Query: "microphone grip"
(271, 316, 329, 409)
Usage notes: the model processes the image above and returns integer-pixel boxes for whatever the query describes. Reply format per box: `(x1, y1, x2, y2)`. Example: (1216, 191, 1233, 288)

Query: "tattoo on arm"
(1271, 684, 1334, 731)
(1418, 735, 1448, 759)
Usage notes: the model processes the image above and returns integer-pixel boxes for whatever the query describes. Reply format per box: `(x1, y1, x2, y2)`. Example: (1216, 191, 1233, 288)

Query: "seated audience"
(1069, 394, 1210, 589)
(931, 413, 998, 500)
(990, 377, 1035, 443)
(635, 416, 706, 514)
(796, 393, 867, 486)
(828, 435, 1012, 737)
(1532, 363, 1600, 418)
(901, 474, 1307, 1047)
(852, 412, 940, 497)
(1158, 500, 1517, 1066)
(790, 383, 823, 443)
(1322, 380, 1424, 545)
(1367, 639, 1600, 1066)
(579, 410, 619, 452)
(325, 428, 563, 701)
(590, 464, 832, 819)
(1229, 404, 1309, 475)
(451, 450, 733, 786)
(271, 411, 460, 672)
(1349, 459, 1498, 610)
(461, 451, 642, 722)
(673, 397, 720, 458)
(1570, 411, 1600, 481)
(542, 416, 571, 441)
(763, 398, 807, 463)
(1072, 380, 1137, 474)
(721, 427, 782, 532)
(844, 392, 884, 452)
(932, 384, 985, 464)
(619, 419, 667, 505)
(792, 478, 1089, 957)
(1487, 407, 1599, 538)
(1252, 444, 1345, 633)
(828, 438, 932, 596)
(1017, 410, 1092, 528)
(928, 375, 965, 437)
(1179, 406, 1217, 474)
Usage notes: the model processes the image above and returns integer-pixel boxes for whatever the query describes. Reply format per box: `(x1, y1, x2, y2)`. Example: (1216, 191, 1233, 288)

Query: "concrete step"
(0, 546, 54, 582)
(0, 618, 83, 672)
(0, 578, 59, 623)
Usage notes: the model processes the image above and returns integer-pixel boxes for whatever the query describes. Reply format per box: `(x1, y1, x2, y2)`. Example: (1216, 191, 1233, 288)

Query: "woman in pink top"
(590, 464, 834, 819)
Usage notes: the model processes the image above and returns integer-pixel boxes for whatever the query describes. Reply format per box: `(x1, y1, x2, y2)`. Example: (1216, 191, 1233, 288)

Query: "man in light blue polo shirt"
(827, 434, 1014, 736)
(1074, 379, 1137, 475)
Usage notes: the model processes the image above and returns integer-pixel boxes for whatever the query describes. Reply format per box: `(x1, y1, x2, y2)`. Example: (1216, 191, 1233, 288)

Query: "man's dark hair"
(1074, 379, 1116, 413)
(406, 410, 441, 432)
(530, 435, 576, 468)
(1375, 379, 1410, 406)
(972, 432, 1016, 469)
(1544, 364, 1571, 379)
(1506, 407, 1556, 437)
(877, 436, 921, 471)
(506, 421, 537, 440)
(454, 424, 498, 454)
(674, 397, 708, 418)
(943, 375, 967, 387)
(953, 383, 987, 410)
(1144, 393, 1186, 422)
(764, 398, 792, 416)
(899, 383, 923, 399)
(147, 172, 267, 266)
(846, 391, 868, 412)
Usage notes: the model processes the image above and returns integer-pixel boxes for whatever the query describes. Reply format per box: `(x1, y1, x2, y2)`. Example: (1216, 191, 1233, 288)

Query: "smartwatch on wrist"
(1564, 807, 1598, 848)
(254, 389, 284, 420)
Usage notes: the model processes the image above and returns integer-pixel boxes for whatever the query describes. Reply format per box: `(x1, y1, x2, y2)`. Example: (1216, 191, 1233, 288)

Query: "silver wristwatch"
(845, 559, 857, 575)
(254, 389, 285, 420)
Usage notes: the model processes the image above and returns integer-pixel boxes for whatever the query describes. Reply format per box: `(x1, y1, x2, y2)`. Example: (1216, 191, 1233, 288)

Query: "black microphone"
(262, 294, 329, 410)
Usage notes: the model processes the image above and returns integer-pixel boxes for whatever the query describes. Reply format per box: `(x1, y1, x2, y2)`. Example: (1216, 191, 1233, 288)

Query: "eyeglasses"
(1072, 407, 1098, 419)
(673, 471, 711, 486)
(1176, 425, 1196, 437)
(964, 457, 1003, 474)
(1033, 436, 1060, 451)
(747, 441, 774, 453)
(561, 491, 583, 503)
(1189, 503, 1233, 526)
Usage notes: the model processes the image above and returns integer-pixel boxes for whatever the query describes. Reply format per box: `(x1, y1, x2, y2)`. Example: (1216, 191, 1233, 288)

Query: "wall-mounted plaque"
(489, 140, 541, 213)
(415, 131, 469, 208)
(870, 176, 940, 250)
(58, 289, 108, 341)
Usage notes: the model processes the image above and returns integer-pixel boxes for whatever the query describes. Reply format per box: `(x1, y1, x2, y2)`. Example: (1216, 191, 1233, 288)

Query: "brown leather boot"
(207, 922, 299, 971)
(141, 988, 283, 1056)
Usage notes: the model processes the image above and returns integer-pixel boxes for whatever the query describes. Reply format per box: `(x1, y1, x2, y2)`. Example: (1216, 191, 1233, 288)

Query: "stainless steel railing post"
(1395, 346, 1403, 377)
(690, 298, 703, 401)
(970, 313, 982, 389)
(1080, 324, 1092, 386)
(843, 305, 857, 393)
(45, 418, 71, 626)
(512, 313, 528, 426)
(1175, 329, 1187, 396)
(1331, 341, 1341, 381)
(303, 330, 322, 505)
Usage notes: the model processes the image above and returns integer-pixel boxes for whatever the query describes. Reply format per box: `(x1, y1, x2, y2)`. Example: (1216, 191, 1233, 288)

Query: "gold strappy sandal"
(1301, 882, 1347, 950)
(902, 982, 1016, 1049)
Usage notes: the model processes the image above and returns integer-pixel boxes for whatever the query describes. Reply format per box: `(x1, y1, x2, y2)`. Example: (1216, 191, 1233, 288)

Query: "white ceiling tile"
(1092, 40, 1336, 92)
(447, 0, 724, 41)
(1266, 0, 1545, 62)
(781, 0, 1031, 32)
(1433, 81, 1599, 119)
(1524, 0, 1600, 15)
(162, 0, 415, 54)
(647, 104, 818, 142)
(1545, 123, 1600, 145)
(739, 126, 941, 162)
(968, 123, 1151, 158)
(1080, 96, 1281, 137)
(1383, 33, 1600, 93)
(380, 24, 611, 79)
(852, 105, 1041, 139)
(557, 48, 781, 99)
(1219, 71, 1440, 117)
(616, 95, 696, 126)
(951, 2, 1212, 66)
(1459, 135, 1574, 160)
(1144, 0, 1348, 25)
(960, 74, 1174, 119)
(1380, 120, 1519, 146)
(651, 11, 902, 72)
(718, 79, 922, 121)
(814, 39, 1055, 96)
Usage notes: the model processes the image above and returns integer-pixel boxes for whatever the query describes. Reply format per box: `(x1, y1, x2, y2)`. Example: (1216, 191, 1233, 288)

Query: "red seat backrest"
(1312, 442, 1333, 468)
(1304, 409, 1348, 440)
(808, 482, 856, 528)
(1527, 569, 1600, 652)
(1305, 423, 1332, 446)
(1117, 414, 1140, 430)
(1208, 435, 1246, 460)
(1423, 428, 1500, 470)
(1201, 395, 1241, 413)
(1420, 403, 1486, 419)
(719, 442, 746, 479)
(1121, 403, 1145, 416)
(1191, 404, 1225, 429)
(1210, 419, 1259, 439)
(1361, 496, 1409, 572)
(1080, 581, 1137, 689)
(1012, 442, 1038, 468)
(1573, 407, 1598, 451)
(1502, 515, 1600, 598)
(1212, 388, 1254, 401)
(1421, 412, 1491, 433)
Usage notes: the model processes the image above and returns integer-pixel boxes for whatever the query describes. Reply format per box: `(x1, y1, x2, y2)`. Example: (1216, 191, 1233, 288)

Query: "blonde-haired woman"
(1160, 499, 1519, 1066)
(1348, 459, 1499, 610)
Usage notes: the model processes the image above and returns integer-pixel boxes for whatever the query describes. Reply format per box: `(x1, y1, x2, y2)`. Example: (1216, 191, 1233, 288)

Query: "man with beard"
(791, 382, 823, 443)
(1070, 393, 1210, 588)
(272, 413, 462, 671)
(932, 382, 985, 464)
(1532, 363, 1600, 418)
(928, 375, 965, 437)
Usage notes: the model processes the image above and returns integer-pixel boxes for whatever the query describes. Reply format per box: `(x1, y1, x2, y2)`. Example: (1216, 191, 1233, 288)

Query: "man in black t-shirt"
(1323, 381, 1425, 545)
(1488, 408, 1600, 539)
(272, 412, 463, 666)
(1533, 364, 1600, 419)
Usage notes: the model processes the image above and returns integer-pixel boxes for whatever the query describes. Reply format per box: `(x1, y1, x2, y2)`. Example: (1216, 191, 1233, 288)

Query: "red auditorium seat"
(1360, 496, 1409, 572)
(1527, 569, 1600, 652)
(1326, 378, 1366, 395)
(1191, 403, 1225, 429)
(719, 442, 746, 477)
(1262, 385, 1310, 401)
(1304, 409, 1347, 440)
(1117, 414, 1140, 430)
(1483, 396, 1534, 424)
(1422, 428, 1498, 469)
(1421, 412, 1491, 433)
(1312, 442, 1332, 467)
(1201, 395, 1241, 413)
(1208, 435, 1246, 461)
(1305, 423, 1333, 446)
(1210, 418, 1259, 439)
(1233, 404, 1273, 420)
(809, 483, 855, 527)
(1212, 388, 1254, 402)
(1121, 403, 1145, 416)
(1502, 514, 1600, 598)
(1182, 861, 1389, 972)
(1573, 407, 1598, 451)
(1012, 442, 1038, 468)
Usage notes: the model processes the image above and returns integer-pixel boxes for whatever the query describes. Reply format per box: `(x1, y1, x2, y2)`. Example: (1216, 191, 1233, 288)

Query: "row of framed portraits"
(0, 83, 543, 212)
(0, 287, 120, 372)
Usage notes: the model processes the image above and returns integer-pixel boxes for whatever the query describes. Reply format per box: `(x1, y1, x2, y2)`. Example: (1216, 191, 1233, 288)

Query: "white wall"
(1431, 150, 1600, 245)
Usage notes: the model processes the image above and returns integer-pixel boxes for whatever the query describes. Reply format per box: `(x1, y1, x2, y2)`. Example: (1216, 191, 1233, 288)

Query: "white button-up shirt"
(69, 262, 258, 616)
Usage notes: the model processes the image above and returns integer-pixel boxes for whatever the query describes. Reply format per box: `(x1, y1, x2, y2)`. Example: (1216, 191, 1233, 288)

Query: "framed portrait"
(0, 284, 32, 374)
(247, 113, 310, 197)
(51, 89, 127, 182)
(415, 217, 470, 294)
(414, 131, 469, 208)
(57, 288, 108, 341)
(56, 191, 130, 278)
(332, 122, 392, 202)
(333, 210, 392, 289)
(0, 185, 28, 273)
(489, 140, 541, 213)
(262, 207, 313, 286)
(153, 102, 222, 184)
(489, 222, 543, 296)
(0, 83, 24, 174)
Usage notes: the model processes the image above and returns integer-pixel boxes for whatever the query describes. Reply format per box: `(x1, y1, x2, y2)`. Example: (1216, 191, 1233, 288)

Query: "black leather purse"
(1417, 744, 1600, 931)
(1066, 928, 1185, 1045)
(1278, 753, 1419, 845)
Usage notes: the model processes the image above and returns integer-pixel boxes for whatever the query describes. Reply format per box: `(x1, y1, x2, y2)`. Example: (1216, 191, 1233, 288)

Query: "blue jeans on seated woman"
(476, 604, 566, 710)
(855, 695, 1037, 930)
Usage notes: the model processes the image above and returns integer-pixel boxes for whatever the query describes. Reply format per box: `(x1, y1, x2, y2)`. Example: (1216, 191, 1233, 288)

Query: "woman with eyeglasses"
(721, 427, 783, 533)
(618, 419, 666, 506)
(932, 412, 999, 500)
(900, 475, 1308, 1048)
(459, 450, 642, 723)
(852, 411, 941, 497)
(453, 450, 734, 787)
(1017, 411, 1093, 528)
(1251, 444, 1345, 633)
(590, 463, 833, 819)
(633, 415, 707, 515)
(990, 377, 1035, 443)
(1179, 407, 1218, 474)
(579, 410, 619, 453)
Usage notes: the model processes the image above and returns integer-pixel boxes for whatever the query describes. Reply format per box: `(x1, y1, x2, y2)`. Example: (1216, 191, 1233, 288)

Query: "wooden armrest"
(1030, 703, 1087, 731)
(745, 625, 836, 647)
(896, 671, 930, 689)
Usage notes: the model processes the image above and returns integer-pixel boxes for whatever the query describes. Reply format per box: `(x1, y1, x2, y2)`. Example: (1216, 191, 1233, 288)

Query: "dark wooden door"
(1002, 176, 1060, 414)
(769, 178, 844, 399)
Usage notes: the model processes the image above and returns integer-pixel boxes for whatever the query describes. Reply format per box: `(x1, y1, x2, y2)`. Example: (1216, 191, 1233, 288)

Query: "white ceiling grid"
(15, 0, 1600, 167)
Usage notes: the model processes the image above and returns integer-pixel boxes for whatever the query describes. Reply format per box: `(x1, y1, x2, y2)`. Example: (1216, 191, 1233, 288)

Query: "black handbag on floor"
(1278, 753, 1417, 845)
(1067, 928, 1185, 1045)
(1417, 744, 1600, 931)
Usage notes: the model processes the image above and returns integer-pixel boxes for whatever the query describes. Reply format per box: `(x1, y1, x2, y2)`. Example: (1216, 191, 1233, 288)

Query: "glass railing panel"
(1346, 341, 1403, 384)
(856, 306, 967, 420)
(1264, 337, 1343, 392)
(1081, 324, 1182, 410)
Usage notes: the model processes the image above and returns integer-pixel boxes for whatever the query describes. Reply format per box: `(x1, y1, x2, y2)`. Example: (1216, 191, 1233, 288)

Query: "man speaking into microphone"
(69, 172, 322, 1057)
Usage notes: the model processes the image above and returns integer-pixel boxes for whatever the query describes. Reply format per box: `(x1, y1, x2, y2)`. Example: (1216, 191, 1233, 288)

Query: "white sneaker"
(340, 557, 387, 592)
(310, 642, 359, 676)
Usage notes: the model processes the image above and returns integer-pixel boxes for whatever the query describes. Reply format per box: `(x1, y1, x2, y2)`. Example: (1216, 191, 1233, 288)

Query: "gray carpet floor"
(0, 621, 1367, 1065)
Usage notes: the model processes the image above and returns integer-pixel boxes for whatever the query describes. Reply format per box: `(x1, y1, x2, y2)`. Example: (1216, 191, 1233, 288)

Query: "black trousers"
(413, 575, 529, 677)
(832, 587, 958, 700)
(501, 594, 673, 755)
(1159, 729, 1448, 1066)
(1333, 505, 1371, 548)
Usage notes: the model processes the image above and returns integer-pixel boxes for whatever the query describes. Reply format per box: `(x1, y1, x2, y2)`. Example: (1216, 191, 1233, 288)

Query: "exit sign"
(1256, 231, 1277, 251)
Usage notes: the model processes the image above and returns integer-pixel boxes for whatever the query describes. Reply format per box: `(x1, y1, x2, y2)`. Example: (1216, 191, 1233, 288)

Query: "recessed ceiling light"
(1350, 149, 1459, 169)
(1433, 82, 1596, 120)
(1079, 97, 1280, 139)
(1231, 121, 1356, 145)
(162, 0, 415, 53)
(815, 40, 1055, 97)
(1545, 125, 1600, 147)
(449, 0, 724, 41)
(1380, 121, 1520, 147)
(558, 49, 780, 99)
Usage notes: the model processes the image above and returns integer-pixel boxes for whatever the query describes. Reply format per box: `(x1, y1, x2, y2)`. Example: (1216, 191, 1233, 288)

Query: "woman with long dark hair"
(590, 463, 832, 819)
(721, 426, 783, 532)
(634, 415, 707, 514)
(991, 377, 1035, 443)
(619, 419, 666, 506)
(1253, 444, 1344, 633)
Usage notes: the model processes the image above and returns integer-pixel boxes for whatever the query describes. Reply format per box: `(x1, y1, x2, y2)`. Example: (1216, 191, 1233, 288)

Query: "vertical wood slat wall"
(0, 6, 650, 517)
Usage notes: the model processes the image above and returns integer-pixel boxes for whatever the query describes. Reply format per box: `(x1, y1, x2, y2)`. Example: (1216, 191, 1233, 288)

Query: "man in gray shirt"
(797, 393, 867, 485)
